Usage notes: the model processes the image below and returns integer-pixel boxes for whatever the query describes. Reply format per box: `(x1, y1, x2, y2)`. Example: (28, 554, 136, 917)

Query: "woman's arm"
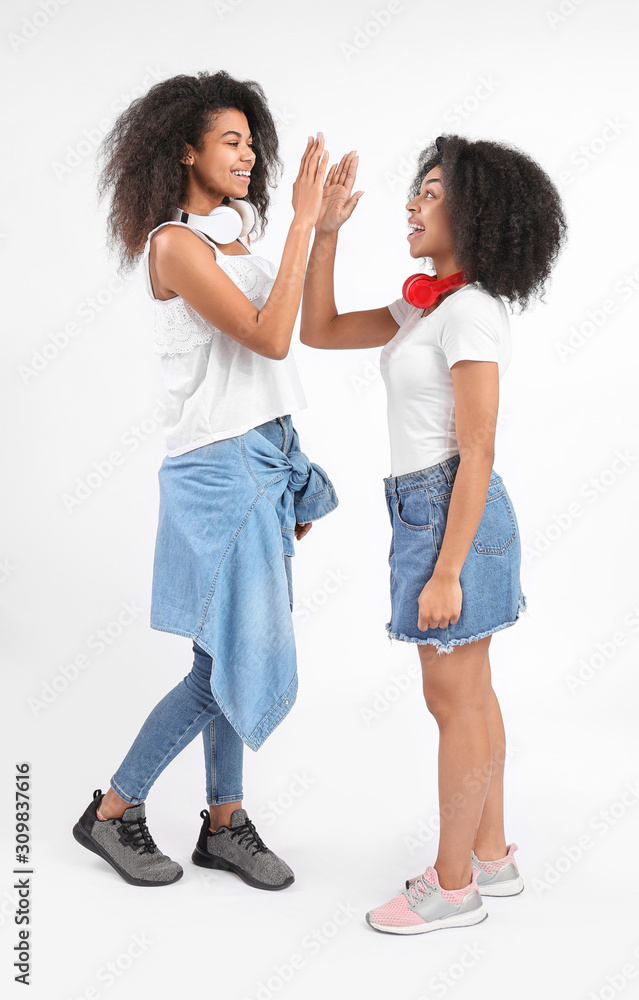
(299, 152, 399, 350)
(150, 135, 329, 361)
(434, 361, 498, 576)
(417, 360, 499, 631)
(300, 229, 400, 349)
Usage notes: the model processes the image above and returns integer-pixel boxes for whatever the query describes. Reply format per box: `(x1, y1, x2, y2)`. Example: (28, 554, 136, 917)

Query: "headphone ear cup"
(204, 205, 243, 243)
(402, 271, 466, 309)
(228, 198, 257, 237)
(403, 273, 437, 309)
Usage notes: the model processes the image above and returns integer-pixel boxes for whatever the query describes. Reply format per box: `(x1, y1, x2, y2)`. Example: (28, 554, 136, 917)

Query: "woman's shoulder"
(443, 283, 508, 324)
(146, 220, 218, 258)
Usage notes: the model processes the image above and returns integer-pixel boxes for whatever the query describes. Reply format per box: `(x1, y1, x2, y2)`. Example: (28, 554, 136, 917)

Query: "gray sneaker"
(191, 808, 294, 890)
(73, 789, 183, 887)
(406, 842, 523, 896)
(470, 843, 524, 896)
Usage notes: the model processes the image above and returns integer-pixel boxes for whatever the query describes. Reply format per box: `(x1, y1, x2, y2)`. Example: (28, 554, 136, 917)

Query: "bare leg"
(99, 789, 244, 832)
(473, 653, 508, 860)
(209, 801, 242, 832)
(99, 787, 131, 819)
(419, 635, 492, 890)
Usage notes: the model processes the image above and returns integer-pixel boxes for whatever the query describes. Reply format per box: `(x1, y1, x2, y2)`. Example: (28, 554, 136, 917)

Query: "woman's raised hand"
(315, 151, 364, 234)
(291, 133, 330, 227)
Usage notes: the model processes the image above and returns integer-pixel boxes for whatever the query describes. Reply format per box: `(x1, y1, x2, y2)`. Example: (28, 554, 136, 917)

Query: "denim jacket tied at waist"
(150, 416, 339, 751)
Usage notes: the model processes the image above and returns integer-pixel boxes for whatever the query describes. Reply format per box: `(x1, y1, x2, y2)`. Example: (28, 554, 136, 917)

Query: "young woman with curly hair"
(300, 133, 566, 933)
(72, 70, 340, 891)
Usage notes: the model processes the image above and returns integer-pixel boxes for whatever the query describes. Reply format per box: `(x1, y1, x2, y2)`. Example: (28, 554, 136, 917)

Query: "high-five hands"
(316, 149, 364, 234)
(291, 133, 330, 228)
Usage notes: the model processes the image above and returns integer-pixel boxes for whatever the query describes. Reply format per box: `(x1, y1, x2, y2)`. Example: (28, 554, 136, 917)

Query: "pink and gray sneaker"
(366, 865, 487, 935)
(406, 843, 523, 897)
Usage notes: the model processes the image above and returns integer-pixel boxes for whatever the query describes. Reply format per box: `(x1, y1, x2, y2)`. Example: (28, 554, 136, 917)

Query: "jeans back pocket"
(473, 489, 517, 555)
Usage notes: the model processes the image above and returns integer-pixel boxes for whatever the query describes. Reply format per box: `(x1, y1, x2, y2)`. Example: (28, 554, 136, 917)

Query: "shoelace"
(229, 817, 267, 856)
(405, 874, 438, 905)
(117, 815, 158, 854)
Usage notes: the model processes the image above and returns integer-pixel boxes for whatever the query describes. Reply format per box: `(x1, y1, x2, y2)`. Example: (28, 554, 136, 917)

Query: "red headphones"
(403, 270, 467, 309)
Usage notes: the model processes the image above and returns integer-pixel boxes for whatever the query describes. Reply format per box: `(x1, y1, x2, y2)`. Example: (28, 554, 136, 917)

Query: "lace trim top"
(141, 221, 278, 357)
(140, 220, 307, 457)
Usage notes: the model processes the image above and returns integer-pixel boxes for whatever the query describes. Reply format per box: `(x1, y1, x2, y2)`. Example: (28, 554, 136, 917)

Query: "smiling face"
(405, 165, 459, 274)
(179, 107, 255, 214)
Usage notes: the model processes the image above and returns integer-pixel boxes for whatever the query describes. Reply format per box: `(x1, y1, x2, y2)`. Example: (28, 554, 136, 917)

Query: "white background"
(2, 0, 638, 997)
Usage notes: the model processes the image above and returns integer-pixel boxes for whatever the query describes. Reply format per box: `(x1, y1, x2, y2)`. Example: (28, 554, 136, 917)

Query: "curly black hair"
(408, 135, 567, 311)
(96, 69, 283, 272)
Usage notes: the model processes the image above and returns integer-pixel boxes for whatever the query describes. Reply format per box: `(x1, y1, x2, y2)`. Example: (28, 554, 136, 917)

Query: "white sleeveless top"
(141, 220, 307, 457)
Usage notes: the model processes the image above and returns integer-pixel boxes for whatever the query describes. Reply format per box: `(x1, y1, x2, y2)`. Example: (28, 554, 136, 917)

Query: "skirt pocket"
(395, 488, 434, 531)
(472, 488, 518, 555)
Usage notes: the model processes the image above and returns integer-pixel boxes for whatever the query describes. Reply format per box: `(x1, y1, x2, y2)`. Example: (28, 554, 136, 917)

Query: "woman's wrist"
(431, 562, 462, 581)
(313, 228, 339, 241)
(289, 216, 315, 236)
(308, 229, 338, 273)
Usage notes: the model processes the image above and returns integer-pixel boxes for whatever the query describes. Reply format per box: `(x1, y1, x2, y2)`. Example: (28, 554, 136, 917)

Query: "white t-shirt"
(141, 221, 308, 457)
(381, 283, 511, 476)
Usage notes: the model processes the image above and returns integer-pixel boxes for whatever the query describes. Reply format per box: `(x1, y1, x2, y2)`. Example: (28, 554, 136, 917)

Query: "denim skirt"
(384, 452, 528, 655)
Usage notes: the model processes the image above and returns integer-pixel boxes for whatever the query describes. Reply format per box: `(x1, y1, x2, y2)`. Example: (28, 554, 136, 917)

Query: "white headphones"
(172, 199, 257, 244)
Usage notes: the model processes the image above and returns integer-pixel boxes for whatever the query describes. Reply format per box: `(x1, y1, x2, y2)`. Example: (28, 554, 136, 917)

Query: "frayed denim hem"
(385, 592, 530, 656)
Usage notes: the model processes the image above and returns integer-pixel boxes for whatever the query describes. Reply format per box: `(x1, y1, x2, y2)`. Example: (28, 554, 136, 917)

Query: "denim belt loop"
(440, 458, 456, 486)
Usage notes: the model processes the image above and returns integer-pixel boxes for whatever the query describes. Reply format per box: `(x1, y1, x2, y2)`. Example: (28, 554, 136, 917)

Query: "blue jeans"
(110, 414, 329, 802)
(110, 640, 244, 805)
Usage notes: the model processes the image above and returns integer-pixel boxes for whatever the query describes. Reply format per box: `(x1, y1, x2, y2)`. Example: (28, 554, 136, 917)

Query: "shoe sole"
(366, 905, 488, 935)
(478, 875, 524, 896)
(72, 821, 183, 887)
(190, 844, 294, 891)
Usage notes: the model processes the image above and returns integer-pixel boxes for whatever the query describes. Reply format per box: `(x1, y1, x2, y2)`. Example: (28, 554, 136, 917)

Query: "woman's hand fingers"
(343, 153, 359, 194)
(300, 137, 358, 190)
(314, 149, 329, 184)
(324, 164, 336, 186)
(334, 153, 350, 186)
(299, 133, 328, 185)
(325, 151, 358, 192)
(303, 133, 323, 175)
(328, 153, 348, 187)
(417, 578, 462, 631)
(335, 152, 358, 191)
(309, 133, 327, 181)
(298, 134, 320, 178)
(292, 133, 331, 225)
(296, 136, 314, 178)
